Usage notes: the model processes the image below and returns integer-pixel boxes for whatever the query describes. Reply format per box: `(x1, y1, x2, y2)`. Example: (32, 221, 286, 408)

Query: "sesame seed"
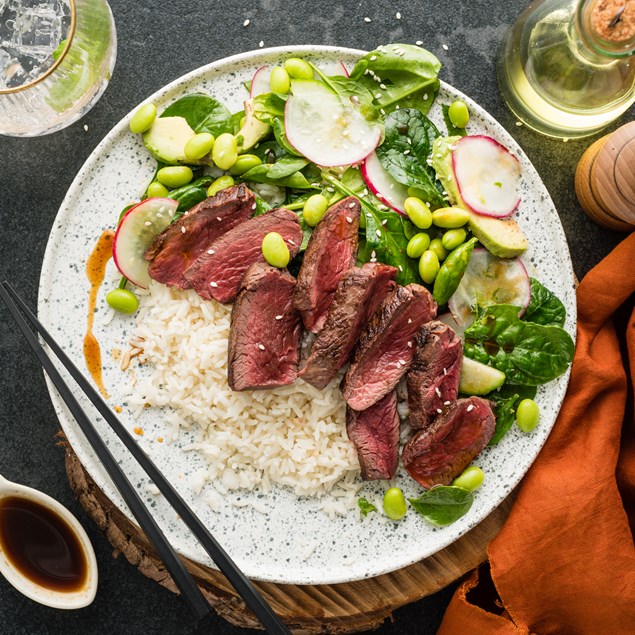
(326, 186, 335, 192)
(380, 108, 386, 115)
(404, 149, 410, 155)
(396, 11, 401, 19)
(435, 387, 442, 397)
(348, 202, 356, 208)
(217, 216, 222, 221)
(364, 16, 371, 22)
(181, 226, 186, 234)
(437, 408, 443, 414)
(259, 40, 264, 47)
(370, 257, 377, 263)
(275, 315, 283, 320)
(380, 83, 387, 90)
(346, 216, 353, 223)
(444, 400, 451, 405)
(423, 93, 428, 100)
(562, 137, 569, 143)
(399, 265, 403, 271)
(144, 221, 152, 226)
(407, 341, 412, 348)
(442, 44, 449, 50)
(210, 281, 218, 287)
(399, 359, 406, 365)
(243, 18, 250, 26)
(370, 55, 377, 61)
(207, 249, 215, 255)
(416, 40, 423, 45)
(467, 404, 474, 412)
(408, 318, 412, 324)
(252, 203, 257, 209)
(371, 250, 376, 258)
(258, 343, 265, 350)
(288, 239, 295, 245)
(516, 121, 523, 127)
(376, 229, 381, 237)
(381, 219, 387, 225)
(375, 93, 382, 99)
(443, 368, 448, 375)
(83, 124, 88, 132)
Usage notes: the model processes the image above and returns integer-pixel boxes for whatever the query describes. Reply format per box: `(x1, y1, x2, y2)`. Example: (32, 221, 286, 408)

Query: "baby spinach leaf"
(375, 109, 445, 207)
(441, 104, 467, 137)
(273, 117, 302, 156)
(350, 44, 441, 115)
(267, 155, 309, 180)
(408, 486, 473, 526)
(358, 498, 377, 517)
(524, 278, 567, 327)
(252, 92, 287, 125)
(160, 94, 232, 136)
(464, 304, 575, 385)
(487, 385, 537, 445)
(240, 164, 313, 189)
(326, 173, 421, 285)
(168, 176, 216, 216)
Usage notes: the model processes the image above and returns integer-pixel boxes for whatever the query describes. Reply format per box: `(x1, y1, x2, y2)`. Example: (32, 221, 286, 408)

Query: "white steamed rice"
(128, 281, 362, 502)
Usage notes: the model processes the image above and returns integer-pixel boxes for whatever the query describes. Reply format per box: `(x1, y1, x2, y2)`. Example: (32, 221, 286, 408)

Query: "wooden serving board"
(62, 441, 513, 633)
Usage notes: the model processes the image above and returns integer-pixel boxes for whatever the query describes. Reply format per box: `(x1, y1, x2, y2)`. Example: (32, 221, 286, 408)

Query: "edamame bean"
(431, 207, 470, 228)
(448, 100, 470, 128)
(404, 196, 432, 229)
(184, 132, 215, 161)
(147, 182, 169, 198)
(261, 232, 290, 268)
(207, 175, 235, 197)
(302, 194, 329, 227)
(516, 399, 540, 433)
(270, 66, 291, 94)
(284, 57, 313, 79)
(429, 238, 449, 261)
(452, 466, 484, 492)
(106, 288, 139, 314)
(212, 133, 238, 170)
(156, 166, 193, 189)
(433, 237, 477, 305)
(129, 103, 156, 134)
(383, 487, 407, 521)
(228, 154, 262, 175)
(419, 250, 440, 284)
(441, 228, 467, 251)
(406, 232, 431, 258)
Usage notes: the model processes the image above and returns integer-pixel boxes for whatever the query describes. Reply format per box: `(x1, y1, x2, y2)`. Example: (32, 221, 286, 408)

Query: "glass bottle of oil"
(498, 0, 635, 138)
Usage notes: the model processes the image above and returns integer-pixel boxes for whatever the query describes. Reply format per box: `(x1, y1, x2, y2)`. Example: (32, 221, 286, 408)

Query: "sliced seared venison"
(402, 397, 495, 489)
(300, 263, 398, 389)
(145, 184, 255, 288)
(342, 284, 438, 411)
(407, 321, 463, 431)
(293, 196, 360, 333)
(346, 391, 400, 481)
(228, 262, 302, 391)
(183, 208, 303, 303)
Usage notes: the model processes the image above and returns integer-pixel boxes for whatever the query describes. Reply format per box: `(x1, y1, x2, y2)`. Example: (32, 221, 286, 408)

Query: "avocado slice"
(431, 135, 463, 206)
(143, 116, 198, 165)
(236, 98, 271, 153)
(467, 212, 528, 258)
(459, 357, 506, 395)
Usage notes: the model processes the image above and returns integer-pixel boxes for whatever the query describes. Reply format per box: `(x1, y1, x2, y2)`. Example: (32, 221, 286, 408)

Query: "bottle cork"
(574, 121, 635, 232)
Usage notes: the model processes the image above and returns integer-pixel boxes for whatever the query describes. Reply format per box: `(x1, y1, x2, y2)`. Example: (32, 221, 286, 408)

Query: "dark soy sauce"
(0, 496, 88, 593)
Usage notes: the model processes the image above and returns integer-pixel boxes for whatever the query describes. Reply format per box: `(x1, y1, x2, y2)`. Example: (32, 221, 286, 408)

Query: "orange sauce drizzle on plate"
(84, 230, 115, 399)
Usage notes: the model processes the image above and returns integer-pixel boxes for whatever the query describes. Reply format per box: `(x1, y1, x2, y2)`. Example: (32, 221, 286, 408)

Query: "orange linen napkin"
(438, 233, 635, 635)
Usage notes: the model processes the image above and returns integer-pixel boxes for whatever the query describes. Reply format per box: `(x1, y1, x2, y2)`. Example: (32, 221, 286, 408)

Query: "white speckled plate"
(38, 46, 576, 585)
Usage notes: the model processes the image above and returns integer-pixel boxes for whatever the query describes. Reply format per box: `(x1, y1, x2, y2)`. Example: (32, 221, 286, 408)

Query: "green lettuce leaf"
(408, 486, 473, 526)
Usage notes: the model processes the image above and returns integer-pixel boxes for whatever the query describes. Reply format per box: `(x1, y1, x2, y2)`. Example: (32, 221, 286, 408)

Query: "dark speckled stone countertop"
(0, 1, 632, 633)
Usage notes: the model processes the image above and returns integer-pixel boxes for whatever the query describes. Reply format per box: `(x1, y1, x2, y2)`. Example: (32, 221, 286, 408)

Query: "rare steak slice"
(407, 321, 463, 431)
(228, 262, 302, 391)
(145, 184, 255, 288)
(300, 263, 398, 389)
(346, 390, 400, 481)
(402, 397, 495, 489)
(293, 196, 360, 333)
(183, 208, 303, 304)
(342, 284, 438, 411)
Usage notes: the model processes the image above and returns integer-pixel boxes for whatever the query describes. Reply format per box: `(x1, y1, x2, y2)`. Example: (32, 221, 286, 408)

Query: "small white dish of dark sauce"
(0, 474, 98, 609)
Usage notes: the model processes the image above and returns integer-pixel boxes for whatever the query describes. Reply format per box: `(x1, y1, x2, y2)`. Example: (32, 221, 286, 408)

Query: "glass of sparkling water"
(0, 0, 116, 136)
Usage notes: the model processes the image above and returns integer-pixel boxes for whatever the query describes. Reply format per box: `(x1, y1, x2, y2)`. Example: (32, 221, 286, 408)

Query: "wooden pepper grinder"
(575, 121, 635, 232)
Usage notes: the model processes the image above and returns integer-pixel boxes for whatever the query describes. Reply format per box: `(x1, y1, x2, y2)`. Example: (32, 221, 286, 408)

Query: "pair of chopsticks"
(0, 282, 290, 635)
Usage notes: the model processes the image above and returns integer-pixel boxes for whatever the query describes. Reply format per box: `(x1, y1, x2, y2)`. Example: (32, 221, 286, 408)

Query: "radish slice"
(250, 65, 271, 98)
(336, 61, 350, 77)
(361, 152, 409, 215)
(448, 248, 530, 326)
(437, 311, 465, 339)
(285, 79, 382, 167)
(452, 135, 521, 218)
(112, 198, 179, 289)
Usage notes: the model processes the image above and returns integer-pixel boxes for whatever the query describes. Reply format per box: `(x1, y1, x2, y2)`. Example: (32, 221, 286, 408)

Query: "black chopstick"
(1, 282, 291, 635)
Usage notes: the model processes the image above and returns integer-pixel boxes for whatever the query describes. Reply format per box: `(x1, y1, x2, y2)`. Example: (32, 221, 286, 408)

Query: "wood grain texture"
(63, 444, 513, 633)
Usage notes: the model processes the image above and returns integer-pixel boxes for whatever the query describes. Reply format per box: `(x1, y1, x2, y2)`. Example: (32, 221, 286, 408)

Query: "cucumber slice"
(112, 198, 179, 289)
(448, 248, 530, 326)
(284, 79, 381, 167)
(459, 356, 506, 395)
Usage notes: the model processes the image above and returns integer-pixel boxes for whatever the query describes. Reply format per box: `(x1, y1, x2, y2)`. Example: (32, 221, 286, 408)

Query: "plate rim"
(38, 44, 576, 585)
